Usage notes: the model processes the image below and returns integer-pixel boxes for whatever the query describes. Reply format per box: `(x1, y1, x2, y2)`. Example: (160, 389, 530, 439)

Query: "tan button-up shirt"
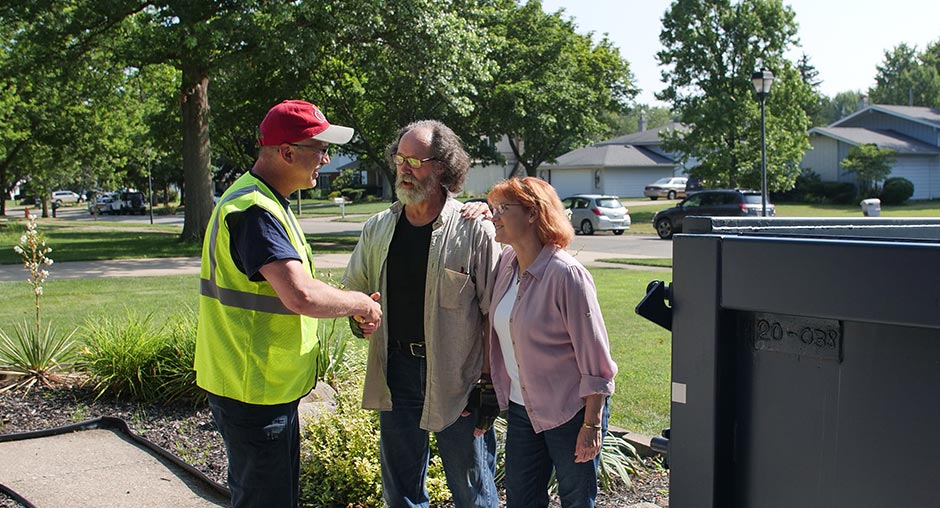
(343, 197, 499, 432)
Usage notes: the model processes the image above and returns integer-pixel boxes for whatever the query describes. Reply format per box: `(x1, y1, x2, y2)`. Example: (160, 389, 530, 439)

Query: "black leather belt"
(388, 341, 426, 358)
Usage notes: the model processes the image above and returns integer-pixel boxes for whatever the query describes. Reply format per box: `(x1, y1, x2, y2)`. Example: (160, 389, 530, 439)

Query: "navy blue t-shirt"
(226, 174, 301, 282)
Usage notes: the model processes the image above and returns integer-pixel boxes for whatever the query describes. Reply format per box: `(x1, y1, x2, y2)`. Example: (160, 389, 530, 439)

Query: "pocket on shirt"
(440, 268, 473, 309)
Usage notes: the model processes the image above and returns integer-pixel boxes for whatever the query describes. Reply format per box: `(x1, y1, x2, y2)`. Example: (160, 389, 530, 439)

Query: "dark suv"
(652, 189, 774, 239)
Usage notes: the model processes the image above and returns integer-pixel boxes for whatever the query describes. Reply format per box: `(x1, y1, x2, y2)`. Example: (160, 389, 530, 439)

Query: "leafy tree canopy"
(656, 0, 814, 192)
(840, 143, 895, 196)
(869, 40, 940, 108)
(483, 0, 637, 176)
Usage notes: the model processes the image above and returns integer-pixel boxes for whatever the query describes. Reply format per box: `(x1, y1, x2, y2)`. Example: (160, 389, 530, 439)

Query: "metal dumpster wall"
(670, 232, 940, 508)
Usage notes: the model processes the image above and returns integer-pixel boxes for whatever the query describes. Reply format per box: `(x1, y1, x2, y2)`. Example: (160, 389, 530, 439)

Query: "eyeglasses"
(288, 143, 329, 156)
(393, 154, 437, 169)
(492, 203, 526, 217)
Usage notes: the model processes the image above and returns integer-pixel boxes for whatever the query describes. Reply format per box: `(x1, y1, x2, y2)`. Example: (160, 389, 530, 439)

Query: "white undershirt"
(493, 268, 525, 405)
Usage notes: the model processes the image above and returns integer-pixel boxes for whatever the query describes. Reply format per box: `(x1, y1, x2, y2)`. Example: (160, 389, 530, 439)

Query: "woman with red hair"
(485, 177, 618, 508)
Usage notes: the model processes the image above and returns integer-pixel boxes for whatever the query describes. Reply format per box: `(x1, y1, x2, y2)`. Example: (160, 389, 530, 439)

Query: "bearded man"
(342, 120, 500, 508)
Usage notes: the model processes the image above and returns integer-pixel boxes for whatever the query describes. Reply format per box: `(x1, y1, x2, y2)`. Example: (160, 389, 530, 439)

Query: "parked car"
(685, 177, 706, 194)
(51, 190, 83, 205)
(120, 190, 147, 215)
(652, 189, 775, 240)
(561, 194, 630, 235)
(88, 192, 119, 215)
(644, 177, 687, 200)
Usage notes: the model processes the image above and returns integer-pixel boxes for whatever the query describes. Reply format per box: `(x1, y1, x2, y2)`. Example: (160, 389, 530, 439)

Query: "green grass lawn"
(5, 196, 939, 435)
(0, 219, 362, 264)
(0, 267, 673, 436)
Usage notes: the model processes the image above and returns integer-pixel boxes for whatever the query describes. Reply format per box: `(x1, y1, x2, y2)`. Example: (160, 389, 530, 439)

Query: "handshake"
(350, 292, 381, 338)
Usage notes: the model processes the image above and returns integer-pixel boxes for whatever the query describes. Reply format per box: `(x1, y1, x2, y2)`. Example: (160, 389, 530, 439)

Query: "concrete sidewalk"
(0, 251, 665, 282)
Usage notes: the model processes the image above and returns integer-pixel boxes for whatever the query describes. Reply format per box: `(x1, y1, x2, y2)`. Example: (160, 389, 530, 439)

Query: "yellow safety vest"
(195, 173, 319, 405)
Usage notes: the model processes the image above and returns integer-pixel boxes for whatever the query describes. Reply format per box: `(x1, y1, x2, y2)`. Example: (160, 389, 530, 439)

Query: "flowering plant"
(0, 218, 76, 393)
(14, 217, 55, 336)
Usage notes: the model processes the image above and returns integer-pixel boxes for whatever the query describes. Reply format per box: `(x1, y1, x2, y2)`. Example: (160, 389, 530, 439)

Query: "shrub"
(300, 377, 384, 507)
(341, 188, 366, 202)
(300, 352, 452, 506)
(155, 204, 178, 215)
(880, 177, 914, 205)
(779, 170, 857, 204)
(78, 311, 166, 400)
(807, 181, 858, 204)
(153, 309, 204, 404)
(77, 308, 203, 403)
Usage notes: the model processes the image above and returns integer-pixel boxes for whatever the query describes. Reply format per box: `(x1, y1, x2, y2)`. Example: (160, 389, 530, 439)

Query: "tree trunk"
(179, 67, 213, 244)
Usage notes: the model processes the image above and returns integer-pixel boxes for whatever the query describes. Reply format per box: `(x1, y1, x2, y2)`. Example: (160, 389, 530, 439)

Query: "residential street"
(1, 204, 672, 281)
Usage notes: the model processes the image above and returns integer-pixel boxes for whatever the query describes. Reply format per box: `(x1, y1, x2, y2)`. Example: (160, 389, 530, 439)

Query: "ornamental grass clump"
(0, 217, 78, 393)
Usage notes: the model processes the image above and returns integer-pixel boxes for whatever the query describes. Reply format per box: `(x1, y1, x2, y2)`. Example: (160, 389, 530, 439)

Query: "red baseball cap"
(258, 100, 354, 146)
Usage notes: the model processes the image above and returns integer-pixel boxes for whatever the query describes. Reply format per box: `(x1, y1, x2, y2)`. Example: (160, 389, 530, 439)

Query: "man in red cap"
(195, 100, 382, 508)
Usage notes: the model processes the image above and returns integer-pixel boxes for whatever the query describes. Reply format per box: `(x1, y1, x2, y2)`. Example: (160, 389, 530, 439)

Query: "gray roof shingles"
(810, 127, 940, 155)
(543, 144, 675, 168)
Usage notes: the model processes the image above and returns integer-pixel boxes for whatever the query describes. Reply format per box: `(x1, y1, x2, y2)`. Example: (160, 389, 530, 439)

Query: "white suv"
(51, 190, 83, 205)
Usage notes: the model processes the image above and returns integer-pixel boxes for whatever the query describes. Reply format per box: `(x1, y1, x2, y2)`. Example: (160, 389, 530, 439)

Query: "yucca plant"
(316, 317, 352, 387)
(0, 217, 78, 393)
(492, 417, 641, 494)
(599, 431, 640, 491)
(0, 321, 77, 393)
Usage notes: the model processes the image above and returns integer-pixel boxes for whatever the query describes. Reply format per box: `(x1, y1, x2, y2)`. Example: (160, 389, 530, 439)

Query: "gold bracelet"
(581, 422, 601, 430)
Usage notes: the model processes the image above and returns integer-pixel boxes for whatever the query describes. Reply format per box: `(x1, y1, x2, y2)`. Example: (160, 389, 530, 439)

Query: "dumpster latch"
(635, 280, 672, 331)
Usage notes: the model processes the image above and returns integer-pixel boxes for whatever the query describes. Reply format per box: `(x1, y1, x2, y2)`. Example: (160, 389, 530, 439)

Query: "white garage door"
(604, 168, 677, 198)
(547, 169, 593, 198)
(890, 157, 937, 200)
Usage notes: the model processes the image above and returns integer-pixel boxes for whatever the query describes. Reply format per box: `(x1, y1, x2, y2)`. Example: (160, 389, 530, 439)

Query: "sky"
(540, 0, 940, 106)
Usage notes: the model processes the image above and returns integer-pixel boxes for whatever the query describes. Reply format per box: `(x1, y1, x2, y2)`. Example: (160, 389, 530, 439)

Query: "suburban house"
(801, 105, 940, 200)
(464, 136, 522, 196)
(538, 122, 690, 198)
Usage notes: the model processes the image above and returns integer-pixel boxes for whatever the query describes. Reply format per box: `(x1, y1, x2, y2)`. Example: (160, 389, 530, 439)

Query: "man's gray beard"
(396, 174, 439, 205)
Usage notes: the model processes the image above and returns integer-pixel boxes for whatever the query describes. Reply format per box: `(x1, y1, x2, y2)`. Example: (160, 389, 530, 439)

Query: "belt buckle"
(409, 343, 426, 358)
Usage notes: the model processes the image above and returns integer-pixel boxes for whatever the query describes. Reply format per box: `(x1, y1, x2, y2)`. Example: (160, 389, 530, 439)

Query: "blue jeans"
(380, 349, 498, 508)
(208, 393, 301, 508)
(504, 401, 610, 508)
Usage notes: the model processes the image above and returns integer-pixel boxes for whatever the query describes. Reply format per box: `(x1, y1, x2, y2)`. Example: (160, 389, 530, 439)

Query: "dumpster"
(636, 217, 940, 508)
(860, 197, 881, 216)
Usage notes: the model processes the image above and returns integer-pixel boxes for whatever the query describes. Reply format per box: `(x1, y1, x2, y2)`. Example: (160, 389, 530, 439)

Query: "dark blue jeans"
(504, 401, 610, 508)
(208, 393, 301, 508)
(380, 349, 499, 508)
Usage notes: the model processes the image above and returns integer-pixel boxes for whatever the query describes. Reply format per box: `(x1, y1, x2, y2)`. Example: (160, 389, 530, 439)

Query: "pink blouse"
(487, 244, 618, 432)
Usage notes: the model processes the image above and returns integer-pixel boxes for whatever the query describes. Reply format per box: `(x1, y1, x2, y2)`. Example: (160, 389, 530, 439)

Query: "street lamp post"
(148, 166, 154, 225)
(752, 69, 774, 217)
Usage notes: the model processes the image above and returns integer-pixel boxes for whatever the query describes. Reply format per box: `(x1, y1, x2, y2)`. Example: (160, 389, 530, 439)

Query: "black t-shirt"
(386, 209, 433, 343)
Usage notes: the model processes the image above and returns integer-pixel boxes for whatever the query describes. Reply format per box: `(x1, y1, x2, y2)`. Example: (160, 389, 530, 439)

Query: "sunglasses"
(392, 153, 437, 169)
(492, 203, 526, 217)
(288, 143, 329, 156)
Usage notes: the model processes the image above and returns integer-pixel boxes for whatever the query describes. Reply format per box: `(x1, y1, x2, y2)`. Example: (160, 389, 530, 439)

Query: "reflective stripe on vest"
(195, 173, 318, 405)
(199, 184, 310, 313)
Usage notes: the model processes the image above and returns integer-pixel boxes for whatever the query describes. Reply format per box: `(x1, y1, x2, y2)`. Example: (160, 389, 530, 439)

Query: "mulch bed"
(0, 380, 668, 507)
